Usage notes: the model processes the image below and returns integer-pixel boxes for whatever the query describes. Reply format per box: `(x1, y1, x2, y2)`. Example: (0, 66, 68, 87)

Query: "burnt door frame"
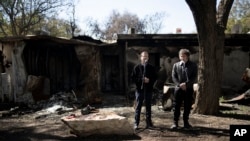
(101, 55, 121, 92)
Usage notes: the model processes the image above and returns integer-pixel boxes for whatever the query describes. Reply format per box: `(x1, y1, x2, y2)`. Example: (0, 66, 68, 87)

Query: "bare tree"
(66, 0, 81, 37)
(230, 0, 250, 19)
(185, 0, 234, 115)
(85, 18, 103, 39)
(0, 0, 67, 36)
(34, 16, 75, 38)
(103, 10, 144, 40)
(86, 10, 166, 40)
(226, 0, 250, 33)
(142, 12, 166, 34)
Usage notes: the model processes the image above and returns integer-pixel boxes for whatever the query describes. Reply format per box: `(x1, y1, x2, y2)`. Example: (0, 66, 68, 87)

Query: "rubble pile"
(1, 91, 83, 118)
(32, 91, 80, 113)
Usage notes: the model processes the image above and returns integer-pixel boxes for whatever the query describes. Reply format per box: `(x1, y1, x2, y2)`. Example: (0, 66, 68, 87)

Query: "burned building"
(117, 34, 250, 95)
(0, 34, 250, 104)
(0, 35, 102, 104)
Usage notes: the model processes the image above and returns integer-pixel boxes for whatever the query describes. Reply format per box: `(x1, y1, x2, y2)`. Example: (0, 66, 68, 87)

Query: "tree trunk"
(193, 31, 224, 115)
(186, 0, 234, 115)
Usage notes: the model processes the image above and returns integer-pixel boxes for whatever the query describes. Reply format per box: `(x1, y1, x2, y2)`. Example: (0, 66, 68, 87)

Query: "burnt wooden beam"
(117, 34, 250, 47)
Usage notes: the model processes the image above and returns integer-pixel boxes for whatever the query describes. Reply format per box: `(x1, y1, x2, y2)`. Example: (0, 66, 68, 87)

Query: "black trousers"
(134, 89, 152, 125)
(172, 87, 193, 122)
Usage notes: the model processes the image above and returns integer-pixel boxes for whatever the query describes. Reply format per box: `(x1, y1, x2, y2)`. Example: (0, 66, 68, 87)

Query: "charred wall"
(0, 36, 101, 104)
(23, 41, 81, 94)
(100, 45, 125, 93)
(126, 46, 249, 94)
(74, 44, 101, 103)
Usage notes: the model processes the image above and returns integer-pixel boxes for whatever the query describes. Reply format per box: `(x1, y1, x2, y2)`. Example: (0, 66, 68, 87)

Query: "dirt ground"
(0, 93, 250, 141)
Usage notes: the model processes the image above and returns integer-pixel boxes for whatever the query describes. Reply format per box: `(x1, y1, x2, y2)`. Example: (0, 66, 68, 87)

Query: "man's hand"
(143, 77, 150, 83)
(179, 83, 186, 91)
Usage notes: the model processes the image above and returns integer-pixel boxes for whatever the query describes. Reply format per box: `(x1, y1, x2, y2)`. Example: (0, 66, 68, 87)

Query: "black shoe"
(134, 124, 139, 130)
(146, 120, 154, 128)
(170, 123, 178, 130)
(184, 122, 192, 129)
(146, 123, 154, 128)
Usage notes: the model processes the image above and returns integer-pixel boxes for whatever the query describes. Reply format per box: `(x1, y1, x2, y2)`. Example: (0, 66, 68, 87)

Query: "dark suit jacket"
(131, 63, 157, 93)
(172, 60, 197, 89)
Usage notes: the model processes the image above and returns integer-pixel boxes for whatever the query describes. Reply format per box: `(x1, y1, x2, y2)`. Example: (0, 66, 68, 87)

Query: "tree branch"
(216, 0, 234, 30)
(0, 0, 66, 36)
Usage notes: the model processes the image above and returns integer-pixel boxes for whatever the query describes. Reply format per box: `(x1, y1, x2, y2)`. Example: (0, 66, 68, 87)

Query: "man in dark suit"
(131, 51, 157, 130)
(171, 49, 197, 129)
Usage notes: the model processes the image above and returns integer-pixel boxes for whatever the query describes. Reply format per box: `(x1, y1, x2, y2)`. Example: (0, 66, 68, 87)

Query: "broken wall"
(223, 47, 249, 90)
(0, 42, 28, 102)
(0, 37, 102, 104)
(74, 45, 101, 104)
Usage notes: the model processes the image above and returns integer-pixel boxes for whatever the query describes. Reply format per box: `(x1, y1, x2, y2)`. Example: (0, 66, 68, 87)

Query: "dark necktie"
(182, 63, 187, 82)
